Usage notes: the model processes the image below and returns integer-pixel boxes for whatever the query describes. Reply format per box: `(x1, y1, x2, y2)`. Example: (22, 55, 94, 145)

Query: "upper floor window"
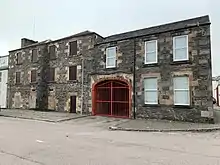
(173, 35, 188, 61)
(49, 45, 56, 60)
(31, 49, 38, 63)
(69, 41, 77, 56)
(16, 52, 22, 65)
(48, 68, 55, 82)
(144, 78, 158, 104)
(15, 72, 21, 84)
(173, 76, 190, 105)
(145, 40, 157, 64)
(31, 70, 37, 83)
(69, 66, 77, 81)
(106, 47, 116, 68)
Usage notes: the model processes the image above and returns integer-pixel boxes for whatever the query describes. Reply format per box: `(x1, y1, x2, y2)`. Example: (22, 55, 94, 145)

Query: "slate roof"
(9, 30, 101, 52)
(98, 15, 210, 44)
(51, 30, 103, 43)
(9, 39, 52, 52)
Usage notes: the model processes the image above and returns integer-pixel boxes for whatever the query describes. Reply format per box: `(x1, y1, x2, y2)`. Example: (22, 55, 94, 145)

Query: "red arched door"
(92, 80, 130, 118)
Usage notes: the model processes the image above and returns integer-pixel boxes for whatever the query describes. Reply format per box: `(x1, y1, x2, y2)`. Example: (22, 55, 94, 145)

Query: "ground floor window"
(144, 78, 158, 104)
(173, 76, 190, 105)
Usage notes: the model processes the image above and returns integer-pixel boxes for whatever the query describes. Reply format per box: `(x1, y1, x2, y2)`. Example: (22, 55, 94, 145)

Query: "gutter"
(95, 22, 211, 46)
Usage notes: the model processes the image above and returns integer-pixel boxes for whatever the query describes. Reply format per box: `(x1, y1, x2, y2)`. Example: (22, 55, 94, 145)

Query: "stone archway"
(92, 79, 131, 118)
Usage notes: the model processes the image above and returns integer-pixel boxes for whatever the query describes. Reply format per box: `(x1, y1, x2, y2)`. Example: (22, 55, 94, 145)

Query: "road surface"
(1, 116, 220, 165)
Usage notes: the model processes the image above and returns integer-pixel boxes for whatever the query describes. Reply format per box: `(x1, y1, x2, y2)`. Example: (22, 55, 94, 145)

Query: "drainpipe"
(133, 39, 136, 119)
(81, 57, 84, 115)
(217, 86, 219, 106)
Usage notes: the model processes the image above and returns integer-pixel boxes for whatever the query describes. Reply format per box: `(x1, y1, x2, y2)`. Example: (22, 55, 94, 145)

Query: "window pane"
(106, 58, 115, 67)
(32, 49, 38, 62)
(145, 91, 157, 104)
(145, 52, 156, 63)
(174, 36, 187, 48)
(31, 70, 37, 82)
(174, 48, 187, 60)
(146, 41, 156, 52)
(144, 78, 157, 90)
(16, 72, 21, 83)
(17, 52, 22, 64)
(69, 41, 77, 55)
(174, 77, 189, 89)
(49, 45, 56, 59)
(174, 90, 189, 105)
(106, 47, 116, 58)
(69, 66, 77, 80)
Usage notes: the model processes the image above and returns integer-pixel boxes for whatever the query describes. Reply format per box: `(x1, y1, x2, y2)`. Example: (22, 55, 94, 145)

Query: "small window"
(69, 41, 77, 56)
(145, 40, 157, 64)
(0, 72, 2, 82)
(144, 78, 158, 104)
(16, 52, 22, 64)
(173, 35, 188, 61)
(15, 72, 21, 84)
(106, 47, 116, 68)
(31, 70, 37, 83)
(48, 68, 55, 82)
(31, 49, 38, 63)
(49, 45, 56, 60)
(69, 66, 77, 80)
(173, 76, 190, 105)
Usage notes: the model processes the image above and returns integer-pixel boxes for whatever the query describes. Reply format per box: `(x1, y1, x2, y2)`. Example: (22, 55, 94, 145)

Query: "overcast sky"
(0, 0, 219, 76)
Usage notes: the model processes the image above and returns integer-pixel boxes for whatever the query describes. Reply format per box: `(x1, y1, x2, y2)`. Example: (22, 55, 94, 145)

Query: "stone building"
(8, 15, 213, 123)
(0, 55, 9, 108)
(8, 31, 103, 113)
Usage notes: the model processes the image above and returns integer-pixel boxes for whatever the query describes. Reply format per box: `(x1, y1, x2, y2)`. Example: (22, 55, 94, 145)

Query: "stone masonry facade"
(7, 15, 213, 123)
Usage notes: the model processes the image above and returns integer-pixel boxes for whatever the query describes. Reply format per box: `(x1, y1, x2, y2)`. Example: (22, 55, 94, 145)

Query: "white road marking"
(36, 140, 44, 143)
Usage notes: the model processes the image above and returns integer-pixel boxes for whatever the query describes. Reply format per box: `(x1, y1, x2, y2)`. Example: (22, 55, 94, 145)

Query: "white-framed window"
(173, 76, 190, 105)
(144, 78, 158, 104)
(173, 35, 188, 61)
(106, 47, 116, 68)
(145, 40, 157, 64)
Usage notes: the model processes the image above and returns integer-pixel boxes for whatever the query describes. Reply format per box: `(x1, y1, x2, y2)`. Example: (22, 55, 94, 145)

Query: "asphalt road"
(1, 116, 220, 165)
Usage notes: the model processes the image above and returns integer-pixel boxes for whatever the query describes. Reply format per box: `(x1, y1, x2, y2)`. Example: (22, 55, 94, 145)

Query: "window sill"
(69, 54, 77, 56)
(31, 61, 38, 63)
(173, 105, 192, 109)
(106, 66, 116, 69)
(143, 63, 159, 67)
(143, 104, 160, 107)
(30, 82, 38, 84)
(170, 60, 191, 65)
(67, 80, 78, 83)
(47, 81, 55, 83)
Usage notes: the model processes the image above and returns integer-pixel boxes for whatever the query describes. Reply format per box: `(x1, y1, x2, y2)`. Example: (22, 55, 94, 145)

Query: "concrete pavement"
(1, 116, 220, 164)
(109, 118, 220, 132)
(0, 109, 87, 122)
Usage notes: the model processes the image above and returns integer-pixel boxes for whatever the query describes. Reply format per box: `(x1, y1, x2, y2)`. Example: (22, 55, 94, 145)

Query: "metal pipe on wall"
(81, 58, 84, 115)
(133, 39, 136, 119)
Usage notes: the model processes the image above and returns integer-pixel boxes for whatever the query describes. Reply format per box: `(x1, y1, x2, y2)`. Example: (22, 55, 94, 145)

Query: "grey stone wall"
(88, 39, 135, 115)
(90, 24, 212, 123)
(8, 34, 100, 113)
(135, 25, 213, 123)
(8, 45, 42, 109)
(7, 16, 213, 123)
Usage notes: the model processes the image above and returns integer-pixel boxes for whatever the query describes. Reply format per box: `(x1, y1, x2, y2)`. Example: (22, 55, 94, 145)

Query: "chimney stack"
(21, 38, 38, 48)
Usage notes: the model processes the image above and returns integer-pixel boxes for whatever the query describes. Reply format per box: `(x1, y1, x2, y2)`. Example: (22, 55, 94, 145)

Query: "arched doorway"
(92, 79, 130, 118)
